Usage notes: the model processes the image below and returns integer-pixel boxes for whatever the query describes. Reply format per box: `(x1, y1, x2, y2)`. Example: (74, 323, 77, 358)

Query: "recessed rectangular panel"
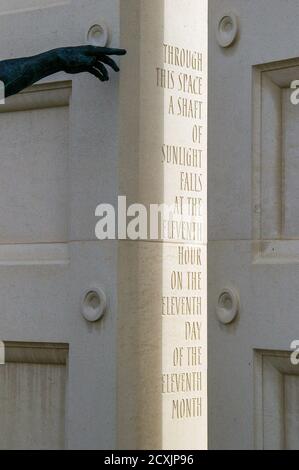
(0, 83, 70, 244)
(0, 0, 69, 14)
(0, 342, 68, 450)
(253, 58, 299, 262)
(255, 350, 299, 450)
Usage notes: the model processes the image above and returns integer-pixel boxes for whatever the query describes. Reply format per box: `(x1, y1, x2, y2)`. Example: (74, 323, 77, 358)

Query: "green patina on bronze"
(0, 46, 126, 98)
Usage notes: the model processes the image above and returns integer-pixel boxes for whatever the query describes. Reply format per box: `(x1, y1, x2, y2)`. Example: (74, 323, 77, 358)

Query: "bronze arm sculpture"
(0, 46, 126, 98)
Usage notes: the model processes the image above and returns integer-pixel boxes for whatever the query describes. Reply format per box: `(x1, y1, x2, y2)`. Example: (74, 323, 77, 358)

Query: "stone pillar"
(118, 0, 207, 449)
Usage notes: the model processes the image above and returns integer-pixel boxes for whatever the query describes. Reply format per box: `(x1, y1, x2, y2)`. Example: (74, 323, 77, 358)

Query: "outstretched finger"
(89, 67, 107, 82)
(91, 47, 127, 56)
(95, 62, 109, 81)
(98, 55, 120, 72)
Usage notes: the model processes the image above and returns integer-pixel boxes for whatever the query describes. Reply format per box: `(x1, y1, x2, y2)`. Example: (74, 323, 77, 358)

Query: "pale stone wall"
(0, 0, 207, 450)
